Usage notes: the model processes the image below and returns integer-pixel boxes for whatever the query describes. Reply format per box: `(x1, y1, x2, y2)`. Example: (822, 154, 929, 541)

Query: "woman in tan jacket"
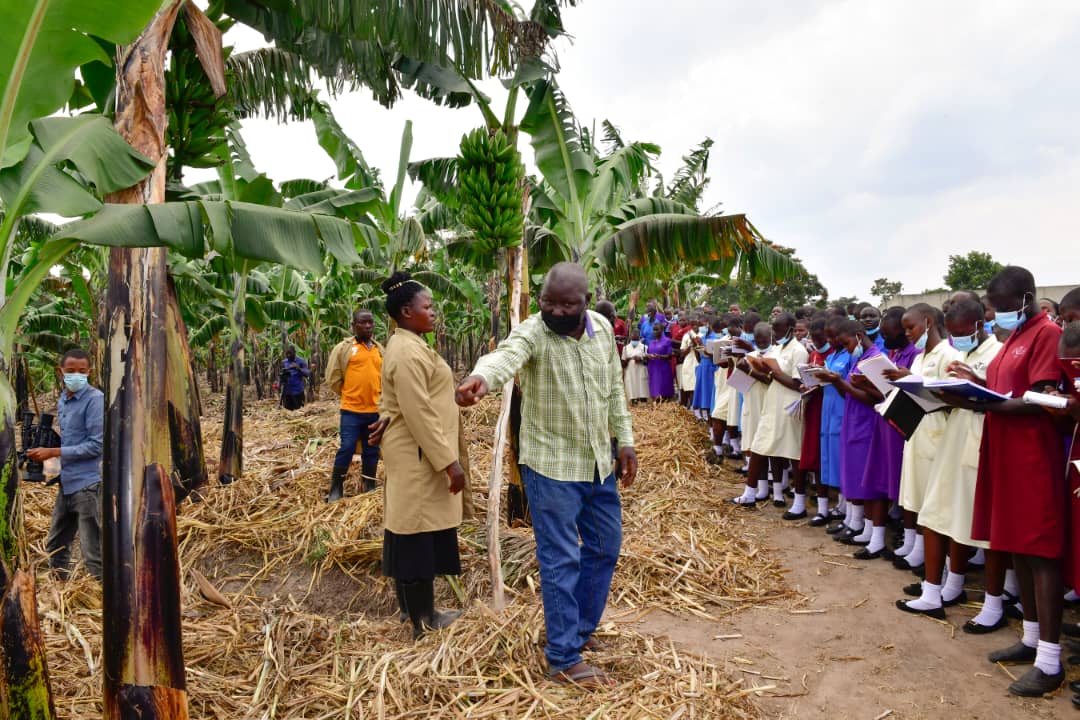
(378, 271, 467, 639)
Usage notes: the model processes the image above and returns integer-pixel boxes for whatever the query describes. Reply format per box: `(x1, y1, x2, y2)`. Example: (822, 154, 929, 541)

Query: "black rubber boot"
(401, 579, 461, 640)
(361, 462, 378, 493)
(327, 466, 347, 503)
(394, 580, 407, 623)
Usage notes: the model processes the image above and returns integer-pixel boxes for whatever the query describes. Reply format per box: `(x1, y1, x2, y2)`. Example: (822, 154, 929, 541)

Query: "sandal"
(550, 662, 615, 687)
(580, 636, 608, 653)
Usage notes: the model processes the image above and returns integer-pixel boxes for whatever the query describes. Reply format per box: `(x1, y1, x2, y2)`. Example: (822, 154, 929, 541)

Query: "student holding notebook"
(898, 297, 1003, 622)
(731, 322, 776, 505)
(946, 267, 1065, 697)
(799, 317, 833, 525)
(817, 316, 853, 529)
(749, 312, 810, 516)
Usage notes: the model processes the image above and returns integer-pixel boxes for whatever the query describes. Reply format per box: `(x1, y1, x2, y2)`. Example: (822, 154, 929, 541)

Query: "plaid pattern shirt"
(472, 311, 635, 483)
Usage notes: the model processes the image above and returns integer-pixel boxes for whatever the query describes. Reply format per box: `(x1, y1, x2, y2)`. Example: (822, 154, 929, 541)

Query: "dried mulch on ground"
(23, 392, 790, 719)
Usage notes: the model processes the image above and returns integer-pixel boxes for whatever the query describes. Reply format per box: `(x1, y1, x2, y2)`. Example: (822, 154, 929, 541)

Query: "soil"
(630, 473, 1075, 719)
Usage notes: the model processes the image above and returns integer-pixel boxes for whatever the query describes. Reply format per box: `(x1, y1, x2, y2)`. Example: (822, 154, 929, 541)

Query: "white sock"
(790, 493, 806, 514)
(971, 592, 1003, 627)
(837, 495, 847, 514)
(1067, 589, 1080, 602)
(895, 528, 916, 557)
(1004, 569, 1020, 598)
(867, 525, 886, 553)
(781, 466, 791, 490)
(734, 484, 756, 504)
(1021, 620, 1039, 648)
(971, 548, 985, 565)
(853, 521, 873, 543)
(1014, 601, 1024, 616)
(709, 426, 715, 442)
(713, 444, 723, 457)
(849, 505, 865, 531)
(817, 496, 830, 517)
(942, 572, 965, 603)
(731, 437, 741, 453)
(756, 479, 769, 500)
(720, 430, 730, 445)
(1034, 640, 1063, 675)
(740, 459, 750, 472)
(772, 481, 784, 502)
(903, 534, 925, 567)
(904, 581, 942, 611)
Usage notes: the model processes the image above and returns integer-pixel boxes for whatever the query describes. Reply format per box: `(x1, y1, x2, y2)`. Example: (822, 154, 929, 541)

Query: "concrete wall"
(885, 283, 1077, 309)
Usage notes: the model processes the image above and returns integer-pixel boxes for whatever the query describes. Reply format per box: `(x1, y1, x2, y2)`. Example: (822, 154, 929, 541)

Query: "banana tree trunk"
(249, 331, 264, 401)
(218, 275, 246, 485)
(0, 563, 54, 720)
(103, 2, 190, 717)
(163, 278, 206, 503)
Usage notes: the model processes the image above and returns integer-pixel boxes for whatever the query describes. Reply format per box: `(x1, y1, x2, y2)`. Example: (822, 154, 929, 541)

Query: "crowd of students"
(601, 267, 1080, 701)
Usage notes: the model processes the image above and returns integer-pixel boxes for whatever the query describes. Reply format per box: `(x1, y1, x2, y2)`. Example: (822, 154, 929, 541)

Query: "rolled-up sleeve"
(61, 392, 103, 462)
(472, 321, 537, 389)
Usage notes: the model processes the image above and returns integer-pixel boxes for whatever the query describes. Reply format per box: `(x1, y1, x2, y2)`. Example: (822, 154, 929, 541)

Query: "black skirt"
(382, 527, 461, 581)
(282, 393, 305, 410)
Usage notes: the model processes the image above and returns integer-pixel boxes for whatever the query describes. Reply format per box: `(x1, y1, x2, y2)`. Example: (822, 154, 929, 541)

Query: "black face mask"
(883, 334, 908, 350)
(541, 310, 584, 336)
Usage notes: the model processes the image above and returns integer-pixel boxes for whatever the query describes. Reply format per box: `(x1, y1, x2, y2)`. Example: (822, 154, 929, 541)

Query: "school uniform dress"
(972, 312, 1066, 558)
(751, 339, 809, 460)
(820, 349, 852, 489)
(622, 342, 650, 401)
(711, 359, 730, 420)
(918, 336, 1002, 548)
(692, 332, 718, 411)
(840, 345, 884, 500)
(647, 336, 675, 399)
(864, 342, 921, 501)
(897, 340, 962, 512)
(379, 328, 465, 581)
(679, 331, 699, 393)
(799, 349, 829, 472)
(740, 350, 770, 452)
(670, 324, 690, 392)
(1069, 425, 1080, 586)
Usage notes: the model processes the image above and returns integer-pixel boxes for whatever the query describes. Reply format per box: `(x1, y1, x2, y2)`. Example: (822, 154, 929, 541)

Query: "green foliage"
(870, 277, 903, 304)
(944, 251, 1004, 291)
(0, 0, 160, 167)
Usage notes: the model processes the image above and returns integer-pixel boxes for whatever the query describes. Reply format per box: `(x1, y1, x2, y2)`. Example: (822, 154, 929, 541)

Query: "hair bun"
(381, 271, 414, 295)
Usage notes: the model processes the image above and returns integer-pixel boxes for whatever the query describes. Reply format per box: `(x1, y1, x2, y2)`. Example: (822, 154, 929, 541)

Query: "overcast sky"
(213, 1, 1080, 300)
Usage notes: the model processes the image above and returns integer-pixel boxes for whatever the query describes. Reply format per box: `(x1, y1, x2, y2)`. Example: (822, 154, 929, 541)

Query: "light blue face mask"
(914, 321, 929, 351)
(741, 332, 754, 343)
(865, 324, 880, 336)
(984, 320, 995, 334)
(699, 325, 708, 335)
(630, 340, 640, 347)
(994, 294, 1031, 331)
(777, 332, 793, 347)
(994, 309, 1025, 331)
(63, 373, 89, 393)
(851, 344, 864, 360)
(951, 331, 978, 353)
(815, 342, 831, 353)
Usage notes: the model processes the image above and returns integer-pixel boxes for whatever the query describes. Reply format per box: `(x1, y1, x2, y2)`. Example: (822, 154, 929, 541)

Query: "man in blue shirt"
(26, 348, 104, 581)
(280, 345, 311, 411)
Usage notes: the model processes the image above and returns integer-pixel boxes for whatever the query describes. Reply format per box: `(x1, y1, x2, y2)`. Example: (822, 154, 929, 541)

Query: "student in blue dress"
(692, 317, 722, 420)
(816, 316, 853, 528)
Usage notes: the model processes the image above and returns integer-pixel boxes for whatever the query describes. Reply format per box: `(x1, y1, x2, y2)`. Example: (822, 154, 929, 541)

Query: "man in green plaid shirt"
(457, 263, 637, 687)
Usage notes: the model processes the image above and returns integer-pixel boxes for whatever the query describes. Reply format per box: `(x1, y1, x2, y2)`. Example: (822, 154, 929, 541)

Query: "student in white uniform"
(679, 315, 701, 408)
(622, 329, 650, 402)
(898, 296, 1003, 621)
(748, 312, 810, 512)
(732, 322, 775, 505)
(885, 303, 962, 569)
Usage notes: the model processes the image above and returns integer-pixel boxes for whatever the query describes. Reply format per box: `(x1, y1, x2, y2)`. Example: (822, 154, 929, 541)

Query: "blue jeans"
(334, 410, 381, 469)
(521, 465, 623, 673)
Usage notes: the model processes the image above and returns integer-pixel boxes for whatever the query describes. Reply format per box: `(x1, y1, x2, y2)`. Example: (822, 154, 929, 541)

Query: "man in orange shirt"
(325, 309, 383, 501)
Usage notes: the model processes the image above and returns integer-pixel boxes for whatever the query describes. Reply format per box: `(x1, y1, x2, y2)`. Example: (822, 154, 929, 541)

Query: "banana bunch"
(457, 128, 525, 247)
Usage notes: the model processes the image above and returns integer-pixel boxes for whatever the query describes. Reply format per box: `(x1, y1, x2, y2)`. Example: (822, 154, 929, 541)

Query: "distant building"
(886, 283, 1076, 309)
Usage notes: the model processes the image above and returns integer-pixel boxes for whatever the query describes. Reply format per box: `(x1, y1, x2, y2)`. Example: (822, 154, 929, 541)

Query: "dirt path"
(625, 472, 1073, 719)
